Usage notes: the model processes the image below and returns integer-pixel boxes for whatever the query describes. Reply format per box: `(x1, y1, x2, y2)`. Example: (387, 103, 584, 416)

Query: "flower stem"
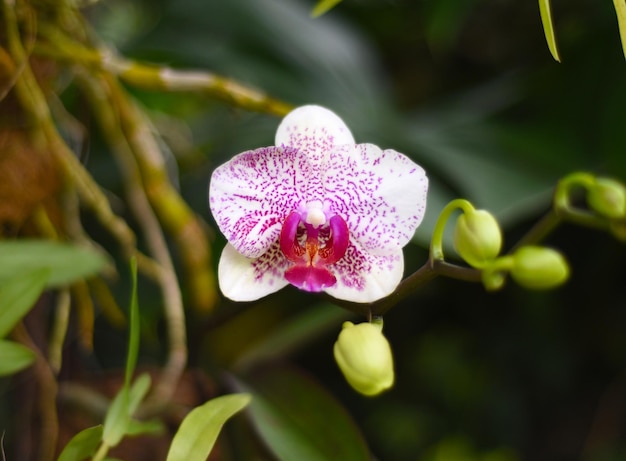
(430, 198, 475, 262)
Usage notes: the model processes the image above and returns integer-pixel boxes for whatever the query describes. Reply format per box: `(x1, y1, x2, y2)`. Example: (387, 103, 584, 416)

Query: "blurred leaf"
(423, 0, 475, 52)
(127, 373, 152, 414)
(614, 0, 626, 59)
(233, 366, 370, 461)
(0, 268, 49, 338)
(57, 425, 104, 461)
(233, 303, 353, 371)
(101, 387, 130, 447)
(102, 373, 151, 447)
(102, 260, 148, 448)
(311, 0, 343, 18)
(539, 0, 561, 61)
(126, 418, 166, 437)
(0, 241, 105, 288)
(166, 393, 251, 461)
(0, 340, 35, 376)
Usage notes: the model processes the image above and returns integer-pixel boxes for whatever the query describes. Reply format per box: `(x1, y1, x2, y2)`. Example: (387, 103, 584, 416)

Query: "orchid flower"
(209, 105, 428, 303)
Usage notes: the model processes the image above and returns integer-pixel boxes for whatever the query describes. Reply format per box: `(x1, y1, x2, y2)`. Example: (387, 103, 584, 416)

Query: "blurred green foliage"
(81, 0, 626, 459)
(4, 0, 626, 459)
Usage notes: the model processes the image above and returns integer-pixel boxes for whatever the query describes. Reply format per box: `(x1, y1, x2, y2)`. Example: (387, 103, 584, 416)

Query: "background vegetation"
(2, 0, 626, 460)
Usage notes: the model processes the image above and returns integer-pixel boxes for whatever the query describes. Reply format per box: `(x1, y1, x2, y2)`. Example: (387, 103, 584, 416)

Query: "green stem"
(511, 208, 561, 251)
(481, 255, 515, 291)
(430, 198, 475, 262)
(330, 258, 481, 317)
(554, 171, 596, 211)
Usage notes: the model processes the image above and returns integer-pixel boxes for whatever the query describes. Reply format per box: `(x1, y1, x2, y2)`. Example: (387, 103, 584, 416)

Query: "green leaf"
(0, 340, 36, 376)
(166, 394, 251, 461)
(0, 268, 49, 338)
(127, 373, 152, 415)
(233, 367, 370, 461)
(614, 0, 626, 60)
(310, 0, 342, 18)
(101, 259, 146, 448)
(539, 0, 561, 62)
(125, 418, 166, 437)
(101, 387, 130, 448)
(57, 425, 104, 461)
(0, 241, 105, 287)
(102, 373, 151, 447)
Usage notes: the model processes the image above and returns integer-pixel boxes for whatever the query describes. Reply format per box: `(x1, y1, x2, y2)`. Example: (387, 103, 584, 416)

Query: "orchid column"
(209, 105, 428, 304)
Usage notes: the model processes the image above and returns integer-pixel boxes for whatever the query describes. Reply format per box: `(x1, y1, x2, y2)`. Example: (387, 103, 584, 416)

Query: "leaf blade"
(614, 0, 626, 60)
(57, 425, 104, 461)
(0, 268, 49, 338)
(0, 241, 105, 287)
(234, 367, 370, 461)
(0, 340, 36, 376)
(310, 0, 343, 18)
(539, 0, 561, 62)
(166, 393, 251, 461)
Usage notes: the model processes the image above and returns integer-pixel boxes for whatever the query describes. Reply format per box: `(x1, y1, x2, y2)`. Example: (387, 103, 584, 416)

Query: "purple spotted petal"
(209, 146, 310, 258)
(275, 105, 355, 164)
(319, 144, 428, 255)
(324, 242, 404, 303)
(218, 242, 290, 301)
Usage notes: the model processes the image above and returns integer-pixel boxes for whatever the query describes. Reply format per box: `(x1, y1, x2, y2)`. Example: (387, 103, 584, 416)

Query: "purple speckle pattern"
(208, 105, 429, 302)
(250, 240, 291, 284)
(209, 146, 307, 258)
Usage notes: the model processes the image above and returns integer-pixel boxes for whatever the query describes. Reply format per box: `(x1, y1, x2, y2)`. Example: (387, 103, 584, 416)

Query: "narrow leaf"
(166, 394, 251, 461)
(234, 303, 352, 371)
(539, 0, 561, 61)
(310, 0, 342, 18)
(127, 373, 151, 416)
(57, 425, 103, 461)
(0, 340, 35, 376)
(614, 0, 626, 59)
(101, 388, 130, 447)
(233, 367, 370, 461)
(126, 418, 165, 437)
(0, 268, 49, 338)
(102, 259, 145, 448)
(0, 241, 105, 287)
(102, 373, 151, 447)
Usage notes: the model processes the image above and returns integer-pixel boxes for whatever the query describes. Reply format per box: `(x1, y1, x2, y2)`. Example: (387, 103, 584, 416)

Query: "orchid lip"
(279, 210, 349, 291)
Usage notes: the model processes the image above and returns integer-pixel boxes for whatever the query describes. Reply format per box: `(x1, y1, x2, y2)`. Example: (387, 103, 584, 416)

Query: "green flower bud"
(587, 178, 626, 219)
(510, 246, 569, 290)
(333, 321, 394, 397)
(453, 209, 502, 268)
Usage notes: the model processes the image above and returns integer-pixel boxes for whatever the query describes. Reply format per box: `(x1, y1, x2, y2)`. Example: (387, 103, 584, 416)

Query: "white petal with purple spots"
(209, 146, 308, 258)
(321, 144, 428, 255)
(275, 105, 355, 161)
(325, 243, 404, 303)
(218, 242, 290, 301)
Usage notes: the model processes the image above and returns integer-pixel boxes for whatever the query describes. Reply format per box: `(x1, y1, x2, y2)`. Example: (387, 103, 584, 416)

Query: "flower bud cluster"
(451, 202, 569, 291)
(480, 245, 570, 291)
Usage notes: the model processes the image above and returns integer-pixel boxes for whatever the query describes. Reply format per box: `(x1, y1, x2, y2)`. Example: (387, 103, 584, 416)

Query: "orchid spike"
(209, 105, 428, 303)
